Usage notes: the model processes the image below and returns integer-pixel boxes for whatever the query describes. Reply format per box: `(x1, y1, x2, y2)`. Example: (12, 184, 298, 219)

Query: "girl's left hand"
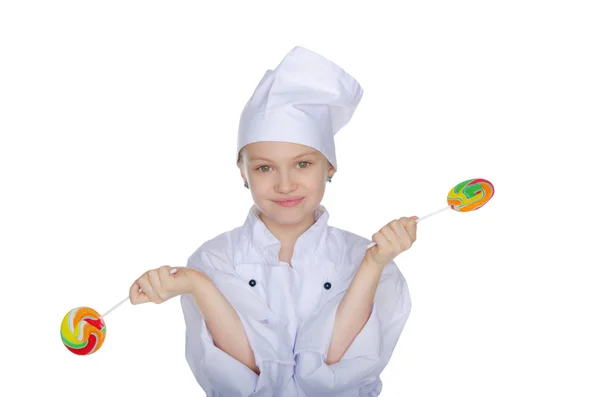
(367, 216, 418, 267)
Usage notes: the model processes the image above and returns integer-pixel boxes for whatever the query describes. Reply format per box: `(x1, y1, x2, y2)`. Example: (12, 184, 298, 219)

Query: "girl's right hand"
(129, 266, 199, 305)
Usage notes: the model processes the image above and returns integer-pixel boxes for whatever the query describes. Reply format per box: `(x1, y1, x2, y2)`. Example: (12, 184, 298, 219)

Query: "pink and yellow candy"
(60, 307, 106, 355)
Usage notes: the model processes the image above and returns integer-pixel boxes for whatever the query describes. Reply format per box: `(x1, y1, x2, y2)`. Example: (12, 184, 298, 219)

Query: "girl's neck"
(259, 211, 316, 249)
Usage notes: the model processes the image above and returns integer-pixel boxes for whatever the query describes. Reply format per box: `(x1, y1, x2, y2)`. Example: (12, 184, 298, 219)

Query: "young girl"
(129, 46, 417, 397)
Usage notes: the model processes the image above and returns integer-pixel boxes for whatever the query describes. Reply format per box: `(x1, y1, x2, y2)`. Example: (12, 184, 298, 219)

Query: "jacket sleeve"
(181, 253, 295, 397)
(293, 261, 411, 396)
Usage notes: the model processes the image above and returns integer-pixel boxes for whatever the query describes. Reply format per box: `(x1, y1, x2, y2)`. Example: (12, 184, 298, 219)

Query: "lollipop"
(446, 178, 494, 212)
(61, 268, 178, 356)
(60, 307, 106, 355)
(367, 178, 494, 248)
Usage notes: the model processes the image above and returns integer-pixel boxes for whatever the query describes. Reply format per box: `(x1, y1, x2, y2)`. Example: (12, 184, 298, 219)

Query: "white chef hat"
(236, 46, 363, 170)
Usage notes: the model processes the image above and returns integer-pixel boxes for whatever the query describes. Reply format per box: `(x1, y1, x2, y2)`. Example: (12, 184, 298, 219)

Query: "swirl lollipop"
(60, 307, 106, 355)
(61, 268, 178, 356)
(446, 178, 494, 213)
(367, 178, 494, 248)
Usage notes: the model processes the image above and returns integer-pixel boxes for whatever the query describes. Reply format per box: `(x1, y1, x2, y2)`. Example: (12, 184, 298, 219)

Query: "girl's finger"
(129, 281, 150, 304)
(381, 224, 404, 251)
(372, 231, 390, 251)
(391, 219, 413, 249)
(389, 219, 407, 238)
(148, 269, 162, 292)
(158, 266, 173, 289)
(137, 273, 157, 303)
(404, 216, 418, 242)
(371, 231, 393, 264)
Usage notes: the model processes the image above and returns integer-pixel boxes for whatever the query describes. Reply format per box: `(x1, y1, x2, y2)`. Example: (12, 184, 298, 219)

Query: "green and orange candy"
(366, 178, 495, 248)
(446, 178, 495, 213)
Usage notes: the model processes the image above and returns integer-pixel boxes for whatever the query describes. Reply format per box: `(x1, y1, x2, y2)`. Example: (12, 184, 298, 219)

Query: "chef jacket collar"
(244, 204, 330, 261)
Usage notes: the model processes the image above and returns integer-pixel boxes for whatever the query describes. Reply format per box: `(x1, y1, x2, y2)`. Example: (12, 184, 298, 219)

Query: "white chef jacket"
(180, 204, 412, 397)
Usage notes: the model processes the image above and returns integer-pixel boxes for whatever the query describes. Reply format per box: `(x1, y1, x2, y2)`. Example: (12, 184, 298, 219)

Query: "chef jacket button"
(249, 279, 257, 287)
(324, 282, 332, 290)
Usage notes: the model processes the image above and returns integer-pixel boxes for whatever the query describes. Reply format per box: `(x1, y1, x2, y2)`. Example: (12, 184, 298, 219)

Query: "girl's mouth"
(273, 198, 304, 207)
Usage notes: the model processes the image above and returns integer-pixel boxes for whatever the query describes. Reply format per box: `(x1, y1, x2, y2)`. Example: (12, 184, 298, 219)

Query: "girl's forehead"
(244, 142, 320, 159)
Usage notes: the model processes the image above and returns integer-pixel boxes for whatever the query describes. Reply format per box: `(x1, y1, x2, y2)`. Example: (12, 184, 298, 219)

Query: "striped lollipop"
(366, 178, 494, 248)
(446, 178, 494, 212)
(447, 178, 494, 212)
(414, 177, 495, 222)
(60, 268, 177, 356)
(60, 307, 106, 355)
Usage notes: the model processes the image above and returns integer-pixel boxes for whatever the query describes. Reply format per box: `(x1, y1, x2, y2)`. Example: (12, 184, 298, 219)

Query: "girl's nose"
(275, 173, 296, 192)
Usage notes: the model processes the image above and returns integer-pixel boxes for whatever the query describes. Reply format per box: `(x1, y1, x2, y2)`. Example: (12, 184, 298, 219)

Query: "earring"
(327, 176, 332, 183)
(244, 181, 249, 189)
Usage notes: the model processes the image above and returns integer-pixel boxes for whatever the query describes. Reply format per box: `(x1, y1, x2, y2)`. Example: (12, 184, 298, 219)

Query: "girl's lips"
(273, 198, 304, 207)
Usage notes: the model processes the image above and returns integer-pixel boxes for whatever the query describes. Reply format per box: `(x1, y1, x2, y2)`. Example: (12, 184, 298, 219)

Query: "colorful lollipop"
(61, 268, 178, 356)
(60, 306, 106, 355)
(446, 178, 494, 212)
(367, 178, 494, 248)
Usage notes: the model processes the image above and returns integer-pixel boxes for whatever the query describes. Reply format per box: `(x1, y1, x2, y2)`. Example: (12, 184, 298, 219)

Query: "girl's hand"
(367, 216, 418, 267)
(129, 266, 198, 304)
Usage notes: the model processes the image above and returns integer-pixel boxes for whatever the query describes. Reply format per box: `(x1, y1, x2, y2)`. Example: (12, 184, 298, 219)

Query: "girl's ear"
(328, 162, 336, 177)
(238, 153, 246, 173)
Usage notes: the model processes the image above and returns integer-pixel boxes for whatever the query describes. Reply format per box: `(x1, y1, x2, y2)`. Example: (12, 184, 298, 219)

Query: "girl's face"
(238, 141, 335, 226)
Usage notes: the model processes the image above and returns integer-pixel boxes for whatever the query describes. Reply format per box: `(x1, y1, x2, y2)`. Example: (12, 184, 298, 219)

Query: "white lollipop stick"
(101, 268, 178, 318)
(366, 205, 452, 249)
(101, 296, 130, 318)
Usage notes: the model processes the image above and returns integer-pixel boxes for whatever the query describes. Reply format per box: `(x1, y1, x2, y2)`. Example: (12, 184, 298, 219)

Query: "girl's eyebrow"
(249, 150, 318, 162)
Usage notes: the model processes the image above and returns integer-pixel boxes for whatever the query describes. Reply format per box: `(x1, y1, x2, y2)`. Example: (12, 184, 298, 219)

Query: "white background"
(1, 1, 599, 396)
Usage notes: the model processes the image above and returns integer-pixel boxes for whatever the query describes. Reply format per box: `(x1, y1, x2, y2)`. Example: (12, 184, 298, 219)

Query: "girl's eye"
(297, 161, 309, 168)
(258, 165, 271, 172)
